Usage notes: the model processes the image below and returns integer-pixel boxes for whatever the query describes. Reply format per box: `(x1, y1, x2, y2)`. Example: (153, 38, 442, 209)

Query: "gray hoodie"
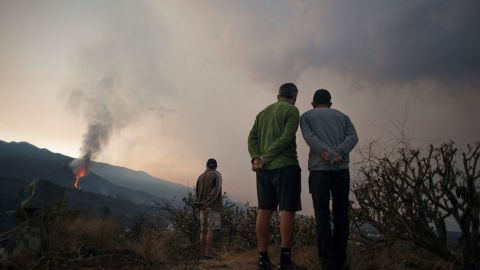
(300, 107, 358, 171)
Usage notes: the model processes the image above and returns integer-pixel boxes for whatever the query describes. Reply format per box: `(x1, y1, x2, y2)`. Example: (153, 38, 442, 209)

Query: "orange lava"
(73, 166, 87, 190)
(73, 176, 80, 189)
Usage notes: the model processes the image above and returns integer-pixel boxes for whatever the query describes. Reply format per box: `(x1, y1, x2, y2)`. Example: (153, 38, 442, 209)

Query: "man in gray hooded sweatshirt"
(300, 89, 358, 270)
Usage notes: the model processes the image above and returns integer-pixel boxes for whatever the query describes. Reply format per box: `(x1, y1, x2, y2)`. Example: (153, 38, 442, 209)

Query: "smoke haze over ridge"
(0, 0, 479, 213)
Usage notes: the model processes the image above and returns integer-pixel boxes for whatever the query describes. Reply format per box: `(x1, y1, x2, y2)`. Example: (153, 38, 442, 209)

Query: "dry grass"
(199, 241, 455, 270)
(3, 211, 458, 270)
(125, 227, 198, 265)
(348, 241, 455, 270)
(44, 216, 458, 270)
(198, 244, 319, 270)
(45, 215, 120, 251)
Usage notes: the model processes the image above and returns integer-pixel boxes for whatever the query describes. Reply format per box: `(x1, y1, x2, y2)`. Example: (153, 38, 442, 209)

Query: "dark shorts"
(256, 165, 302, 211)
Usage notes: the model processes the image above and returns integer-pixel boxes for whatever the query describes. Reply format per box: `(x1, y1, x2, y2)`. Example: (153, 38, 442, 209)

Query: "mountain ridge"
(0, 140, 189, 205)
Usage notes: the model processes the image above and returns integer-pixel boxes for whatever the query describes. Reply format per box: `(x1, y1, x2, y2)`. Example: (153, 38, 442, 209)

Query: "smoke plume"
(67, 1, 170, 175)
(68, 78, 115, 175)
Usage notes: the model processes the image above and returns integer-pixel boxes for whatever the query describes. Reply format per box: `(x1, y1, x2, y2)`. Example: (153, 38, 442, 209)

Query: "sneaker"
(278, 262, 306, 270)
(258, 259, 273, 270)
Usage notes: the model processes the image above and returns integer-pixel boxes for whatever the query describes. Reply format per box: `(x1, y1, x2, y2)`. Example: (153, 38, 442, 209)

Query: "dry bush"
(160, 192, 200, 244)
(125, 226, 169, 264)
(294, 215, 316, 247)
(124, 218, 199, 267)
(3, 208, 202, 269)
(161, 193, 317, 252)
(45, 215, 120, 252)
(220, 199, 258, 248)
(352, 141, 480, 269)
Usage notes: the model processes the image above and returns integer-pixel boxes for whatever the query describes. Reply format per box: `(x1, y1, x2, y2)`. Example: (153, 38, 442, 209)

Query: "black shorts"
(256, 165, 302, 211)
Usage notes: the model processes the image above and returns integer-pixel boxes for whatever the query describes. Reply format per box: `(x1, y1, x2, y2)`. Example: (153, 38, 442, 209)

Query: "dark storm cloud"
(210, 0, 480, 89)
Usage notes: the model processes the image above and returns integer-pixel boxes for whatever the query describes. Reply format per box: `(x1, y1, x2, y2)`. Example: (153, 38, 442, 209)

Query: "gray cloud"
(65, 1, 174, 163)
(200, 0, 480, 89)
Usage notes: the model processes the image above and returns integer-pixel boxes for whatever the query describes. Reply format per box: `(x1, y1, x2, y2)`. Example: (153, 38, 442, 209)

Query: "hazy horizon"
(1, 0, 479, 214)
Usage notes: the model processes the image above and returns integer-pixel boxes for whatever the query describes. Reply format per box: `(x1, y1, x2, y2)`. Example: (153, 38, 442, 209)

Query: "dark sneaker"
(278, 262, 306, 270)
(258, 259, 273, 270)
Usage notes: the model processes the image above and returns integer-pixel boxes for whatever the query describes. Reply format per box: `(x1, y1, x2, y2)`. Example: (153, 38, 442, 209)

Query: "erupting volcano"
(68, 91, 115, 189)
(70, 157, 90, 190)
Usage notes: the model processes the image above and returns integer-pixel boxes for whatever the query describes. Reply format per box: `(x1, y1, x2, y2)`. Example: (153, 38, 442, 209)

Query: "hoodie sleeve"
(336, 116, 358, 156)
(248, 114, 261, 161)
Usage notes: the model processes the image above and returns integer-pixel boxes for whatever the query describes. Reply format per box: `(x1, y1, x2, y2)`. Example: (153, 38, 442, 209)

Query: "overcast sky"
(1, 0, 479, 214)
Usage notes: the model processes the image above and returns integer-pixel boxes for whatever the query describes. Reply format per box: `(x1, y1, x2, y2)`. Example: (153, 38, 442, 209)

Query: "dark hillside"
(0, 177, 163, 232)
(0, 141, 186, 205)
(90, 161, 188, 201)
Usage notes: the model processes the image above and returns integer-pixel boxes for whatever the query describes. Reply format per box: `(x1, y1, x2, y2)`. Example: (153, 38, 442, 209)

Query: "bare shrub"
(352, 141, 480, 269)
(294, 215, 316, 247)
(161, 192, 316, 252)
(46, 215, 120, 251)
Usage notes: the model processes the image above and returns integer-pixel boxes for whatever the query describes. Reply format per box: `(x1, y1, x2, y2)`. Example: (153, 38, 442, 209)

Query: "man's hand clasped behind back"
(321, 151, 344, 165)
(332, 155, 344, 165)
(252, 158, 263, 172)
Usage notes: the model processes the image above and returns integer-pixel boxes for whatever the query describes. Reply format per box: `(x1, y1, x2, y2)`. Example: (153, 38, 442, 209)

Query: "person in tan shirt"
(195, 158, 222, 259)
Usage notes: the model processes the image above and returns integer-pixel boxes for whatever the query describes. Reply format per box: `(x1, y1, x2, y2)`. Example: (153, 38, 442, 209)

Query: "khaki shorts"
(199, 208, 221, 232)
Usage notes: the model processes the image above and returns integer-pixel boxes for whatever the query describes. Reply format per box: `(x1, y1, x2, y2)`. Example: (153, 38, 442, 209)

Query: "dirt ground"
(197, 246, 319, 270)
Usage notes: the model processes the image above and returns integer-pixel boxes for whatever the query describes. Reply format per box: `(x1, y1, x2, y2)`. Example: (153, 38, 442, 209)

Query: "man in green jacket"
(248, 83, 302, 270)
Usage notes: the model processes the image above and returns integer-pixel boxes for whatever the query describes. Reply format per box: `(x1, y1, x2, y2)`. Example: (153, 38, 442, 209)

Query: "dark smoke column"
(69, 103, 114, 189)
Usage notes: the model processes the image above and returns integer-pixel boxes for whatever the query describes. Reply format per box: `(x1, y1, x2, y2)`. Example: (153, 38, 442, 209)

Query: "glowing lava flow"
(72, 166, 87, 190)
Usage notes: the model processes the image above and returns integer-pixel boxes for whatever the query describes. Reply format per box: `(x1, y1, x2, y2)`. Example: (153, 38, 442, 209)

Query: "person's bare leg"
(200, 231, 207, 256)
(280, 210, 295, 248)
(205, 230, 215, 257)
(256, 209, 273, 251)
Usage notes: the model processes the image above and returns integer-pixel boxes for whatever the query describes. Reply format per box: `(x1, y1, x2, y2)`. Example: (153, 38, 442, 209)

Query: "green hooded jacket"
(248, 99, 299, 170)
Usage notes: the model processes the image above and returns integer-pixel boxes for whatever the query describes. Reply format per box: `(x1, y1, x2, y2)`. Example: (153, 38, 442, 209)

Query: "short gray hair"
(278, 83, 298, 98)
